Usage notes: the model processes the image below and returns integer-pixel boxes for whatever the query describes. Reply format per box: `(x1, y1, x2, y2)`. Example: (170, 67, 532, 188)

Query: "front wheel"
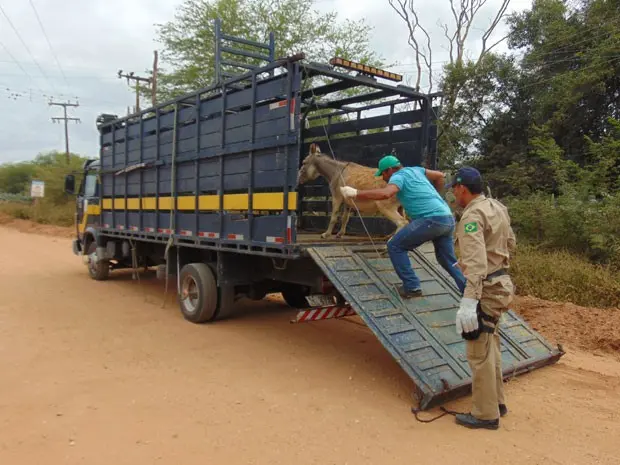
(86, 242, 110, 281)
(178, 263, 219, 323)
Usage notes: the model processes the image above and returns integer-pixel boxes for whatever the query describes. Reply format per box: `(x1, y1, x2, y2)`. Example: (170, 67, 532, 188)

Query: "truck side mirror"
(64, 174, 75, 195)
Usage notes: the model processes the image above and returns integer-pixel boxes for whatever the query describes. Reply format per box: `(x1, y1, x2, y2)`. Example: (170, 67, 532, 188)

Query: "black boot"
(455, 413, 499, 430)
(499, 404, 508, 417)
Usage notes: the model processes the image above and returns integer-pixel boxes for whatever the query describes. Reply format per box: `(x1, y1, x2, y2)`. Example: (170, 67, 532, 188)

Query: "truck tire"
(281, 284, 310, 308)
(178, 263, 219, 323)
(87, 242, 110, 281)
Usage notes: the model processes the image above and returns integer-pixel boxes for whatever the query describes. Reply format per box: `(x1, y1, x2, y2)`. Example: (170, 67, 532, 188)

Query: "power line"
(0, 38, 44, 92)
(27, 0, 69, 87)
(0, 2, 57, 93)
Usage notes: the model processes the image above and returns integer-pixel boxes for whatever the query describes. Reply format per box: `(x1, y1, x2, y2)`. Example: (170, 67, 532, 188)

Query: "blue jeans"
(387, 215, 466, 294)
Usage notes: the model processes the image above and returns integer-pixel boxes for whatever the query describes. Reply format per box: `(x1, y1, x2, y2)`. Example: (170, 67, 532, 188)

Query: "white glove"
(340, 186, 358, 198)
(456, 297, 479, 335)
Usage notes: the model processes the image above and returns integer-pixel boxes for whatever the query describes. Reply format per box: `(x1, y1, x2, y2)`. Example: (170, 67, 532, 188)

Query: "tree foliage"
(153, 0, 384, 100)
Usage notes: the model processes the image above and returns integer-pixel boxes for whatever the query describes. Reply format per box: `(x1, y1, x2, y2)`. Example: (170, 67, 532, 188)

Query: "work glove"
(339, 186, 358, 199)
(455, 297, 479, 335)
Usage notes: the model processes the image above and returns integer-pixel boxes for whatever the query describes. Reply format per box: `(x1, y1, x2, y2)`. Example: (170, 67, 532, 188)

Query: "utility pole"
(118, 69, 151, 113)
(49, 100, 80, 164)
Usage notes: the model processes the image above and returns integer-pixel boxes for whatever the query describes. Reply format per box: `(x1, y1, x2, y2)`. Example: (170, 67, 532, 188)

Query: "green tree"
(470, 0, 620, 196)
(152, 0, 384, 100)
(0, 162, 36, 194)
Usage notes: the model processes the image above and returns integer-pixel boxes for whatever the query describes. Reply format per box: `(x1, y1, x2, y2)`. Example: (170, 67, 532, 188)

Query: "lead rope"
(307, 85, 463, 423)
(411, 406, 463, 423)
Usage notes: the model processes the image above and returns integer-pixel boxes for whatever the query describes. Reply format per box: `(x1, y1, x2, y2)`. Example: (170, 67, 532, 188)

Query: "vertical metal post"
(268, 31, 275, 77)
(420, 97, 431, 168)
(124, 122, 129, 230)
(172, 104, 179, 237)
(155, 109, 160, 234)
(248, 71, 257, 243)
(282, 61, 292, 243)
(195, 94, 201, 240)
(214, 18, 222, 84)
(111, 125, 116, 229)
(219, 82, 227, 241)
(139, 117, 144, 231)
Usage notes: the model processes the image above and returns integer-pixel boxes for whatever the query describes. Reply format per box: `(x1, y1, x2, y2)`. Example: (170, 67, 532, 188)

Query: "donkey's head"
(297, 143, 323, 185)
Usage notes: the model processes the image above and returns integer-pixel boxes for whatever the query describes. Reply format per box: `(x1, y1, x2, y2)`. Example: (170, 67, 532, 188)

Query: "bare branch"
(478, 0, 511, 61)
(388, 0, 430, 91)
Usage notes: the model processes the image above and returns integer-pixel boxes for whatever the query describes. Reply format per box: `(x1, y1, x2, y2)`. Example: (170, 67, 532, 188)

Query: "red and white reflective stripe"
(227, 233, 244, 241)
(129, 226, 139, 231)
(145, 227, 155, 233)
(286, 215, 292, 243)
(180, 230, 193, 237)
(266, 236, 284, 244)
(117, 225, 125, 230)
(198, 231, 219, 239)
(158, 228, 172, 234)
(294, 305, 355, 323)
(269, 100, 287, 110)
(289, 98, 296, 130)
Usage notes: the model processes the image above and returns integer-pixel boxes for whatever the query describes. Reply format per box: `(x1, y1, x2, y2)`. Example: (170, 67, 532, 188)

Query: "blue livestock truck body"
(65, 54, 563, 410)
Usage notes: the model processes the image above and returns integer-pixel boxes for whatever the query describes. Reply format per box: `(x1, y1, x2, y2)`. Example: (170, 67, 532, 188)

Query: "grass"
(511, 244, 620, 309)
(0, 201, 75, 227)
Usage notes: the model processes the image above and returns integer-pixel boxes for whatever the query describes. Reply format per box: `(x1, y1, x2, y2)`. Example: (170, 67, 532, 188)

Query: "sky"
(0, 0, 532, 164)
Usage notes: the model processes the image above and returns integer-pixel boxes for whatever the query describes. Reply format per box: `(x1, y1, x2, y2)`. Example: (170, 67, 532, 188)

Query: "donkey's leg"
(377, 203, 408, 236)
(336, 205, 352, 238)
(321, 195, 343, 239)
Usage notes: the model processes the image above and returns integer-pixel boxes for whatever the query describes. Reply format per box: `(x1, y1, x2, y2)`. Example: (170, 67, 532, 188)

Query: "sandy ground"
(1, 223, 619, 465)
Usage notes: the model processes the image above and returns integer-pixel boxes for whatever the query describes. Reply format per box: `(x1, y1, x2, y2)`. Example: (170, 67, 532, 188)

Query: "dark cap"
(445, 166, 483, 190)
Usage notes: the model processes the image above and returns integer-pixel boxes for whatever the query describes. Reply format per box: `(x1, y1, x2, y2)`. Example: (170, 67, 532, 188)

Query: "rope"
(411, 406, 464, 423)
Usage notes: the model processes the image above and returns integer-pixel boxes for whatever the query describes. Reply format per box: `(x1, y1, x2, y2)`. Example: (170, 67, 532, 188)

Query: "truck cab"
(64, 158, 101, 257)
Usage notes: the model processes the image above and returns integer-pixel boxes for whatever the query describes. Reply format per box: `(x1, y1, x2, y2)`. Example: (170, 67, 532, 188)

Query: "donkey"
(296, 143, 408, 239)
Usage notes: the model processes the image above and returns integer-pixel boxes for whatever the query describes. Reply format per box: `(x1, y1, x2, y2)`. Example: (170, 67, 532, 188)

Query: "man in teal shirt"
(340, 155, 466, 298)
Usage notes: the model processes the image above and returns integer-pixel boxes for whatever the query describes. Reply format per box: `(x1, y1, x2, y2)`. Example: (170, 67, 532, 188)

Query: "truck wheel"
(281, 284, 310, 308)
(87, 242, 110, 281)
(178, 263, 218, 323)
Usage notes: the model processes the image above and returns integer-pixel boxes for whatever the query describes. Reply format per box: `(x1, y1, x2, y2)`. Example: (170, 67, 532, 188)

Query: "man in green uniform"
(446, 166, 516, 430)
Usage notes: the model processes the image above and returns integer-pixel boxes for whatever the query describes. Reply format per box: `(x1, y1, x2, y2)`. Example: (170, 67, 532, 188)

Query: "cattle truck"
(64, 50, 562, 409)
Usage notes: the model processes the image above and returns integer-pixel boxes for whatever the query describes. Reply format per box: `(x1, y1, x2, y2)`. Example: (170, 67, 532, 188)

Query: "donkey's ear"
(309, 143, 320, 154)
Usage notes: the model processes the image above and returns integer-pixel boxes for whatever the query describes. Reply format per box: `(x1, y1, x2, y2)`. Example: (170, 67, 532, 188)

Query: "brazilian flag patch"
(464, 222, 478, 233)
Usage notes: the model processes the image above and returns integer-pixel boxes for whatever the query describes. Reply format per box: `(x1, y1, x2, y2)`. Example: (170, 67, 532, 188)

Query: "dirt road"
(1, 225, 619, 465)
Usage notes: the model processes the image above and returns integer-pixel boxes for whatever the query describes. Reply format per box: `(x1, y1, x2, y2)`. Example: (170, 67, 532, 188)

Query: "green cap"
(375, 155, 401, 176)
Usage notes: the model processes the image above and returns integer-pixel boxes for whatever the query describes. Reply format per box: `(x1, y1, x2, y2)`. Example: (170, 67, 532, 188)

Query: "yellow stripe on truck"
(101, 192, 298, 211)
(78, 204, 102, 233)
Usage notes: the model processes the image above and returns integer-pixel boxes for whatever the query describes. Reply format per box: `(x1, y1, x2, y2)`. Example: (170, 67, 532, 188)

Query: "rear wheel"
(86, 242, 110, 281)
(281, 284, 310, 308)
(178, 263, 219, 323)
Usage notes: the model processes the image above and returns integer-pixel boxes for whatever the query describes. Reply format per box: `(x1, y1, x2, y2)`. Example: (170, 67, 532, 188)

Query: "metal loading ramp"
(306, 243, 564, 410)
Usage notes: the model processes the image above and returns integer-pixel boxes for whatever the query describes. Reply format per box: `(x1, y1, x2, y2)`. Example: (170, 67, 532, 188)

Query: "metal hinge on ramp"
(303, 245, 564, 410)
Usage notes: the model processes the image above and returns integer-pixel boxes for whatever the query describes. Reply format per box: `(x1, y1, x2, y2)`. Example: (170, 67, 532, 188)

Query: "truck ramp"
(306, 243, 564, 409)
